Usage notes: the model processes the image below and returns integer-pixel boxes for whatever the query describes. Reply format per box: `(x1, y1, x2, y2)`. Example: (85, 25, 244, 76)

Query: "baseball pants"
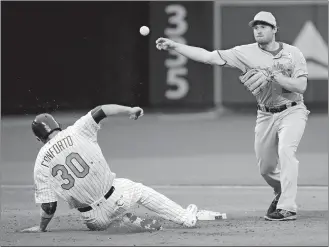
(254, 103, 310, 212)
(80, 178, 192, 230)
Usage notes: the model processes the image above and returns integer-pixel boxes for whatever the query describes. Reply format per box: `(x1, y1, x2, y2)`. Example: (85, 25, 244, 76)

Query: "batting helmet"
(32, 113, 62, 142)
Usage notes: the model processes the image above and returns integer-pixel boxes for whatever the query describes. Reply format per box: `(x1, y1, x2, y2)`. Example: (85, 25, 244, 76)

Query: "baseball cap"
(249, 11, 277, 27)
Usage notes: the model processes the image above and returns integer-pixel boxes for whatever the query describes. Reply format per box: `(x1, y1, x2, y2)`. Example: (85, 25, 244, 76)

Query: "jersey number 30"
(51, 153, 90, 190)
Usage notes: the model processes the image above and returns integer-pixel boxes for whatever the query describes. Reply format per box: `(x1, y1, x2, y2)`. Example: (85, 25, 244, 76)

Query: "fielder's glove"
(239, 69, 274, 96)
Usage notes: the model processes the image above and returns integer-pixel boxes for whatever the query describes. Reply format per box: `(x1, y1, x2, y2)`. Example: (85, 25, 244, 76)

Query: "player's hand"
(19, 225, 46, 233)
(271, 72, 285, 82)
(129, 107, 144, 120)
(156, 37, 177, 51)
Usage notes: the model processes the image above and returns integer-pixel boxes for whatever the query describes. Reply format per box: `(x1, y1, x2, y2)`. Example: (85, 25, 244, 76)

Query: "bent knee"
(260, 167, 276, 176)
(84, 216, 110, 231)
(258, 160, 277, 176)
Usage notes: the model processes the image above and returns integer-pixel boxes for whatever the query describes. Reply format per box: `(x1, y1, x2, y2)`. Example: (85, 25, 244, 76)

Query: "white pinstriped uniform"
(34, 111, 193, 230)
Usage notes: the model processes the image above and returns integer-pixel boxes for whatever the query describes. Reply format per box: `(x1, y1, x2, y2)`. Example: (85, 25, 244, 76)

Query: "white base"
(197, 210, 227, 220)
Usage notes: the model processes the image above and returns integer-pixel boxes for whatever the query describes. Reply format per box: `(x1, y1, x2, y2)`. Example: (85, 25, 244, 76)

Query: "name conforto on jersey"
(41, 136, 73, 167)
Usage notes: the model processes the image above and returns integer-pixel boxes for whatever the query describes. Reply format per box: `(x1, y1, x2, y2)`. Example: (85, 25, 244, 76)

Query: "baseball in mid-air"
(140, 26, 150, 36)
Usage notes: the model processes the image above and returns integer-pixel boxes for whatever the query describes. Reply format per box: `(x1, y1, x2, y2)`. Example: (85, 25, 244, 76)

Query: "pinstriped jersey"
(34, 111, 116, 209)
(217, 42, 308, 107)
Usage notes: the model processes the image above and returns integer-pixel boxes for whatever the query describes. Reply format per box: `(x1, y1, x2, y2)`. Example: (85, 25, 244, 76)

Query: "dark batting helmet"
(31, 113, 62, 142)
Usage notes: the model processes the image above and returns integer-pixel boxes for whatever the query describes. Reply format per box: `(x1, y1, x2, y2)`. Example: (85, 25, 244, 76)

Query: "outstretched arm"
(20, 202, 57, 233)
(155, 37, 226, 66)
(91, 104, 144, 124)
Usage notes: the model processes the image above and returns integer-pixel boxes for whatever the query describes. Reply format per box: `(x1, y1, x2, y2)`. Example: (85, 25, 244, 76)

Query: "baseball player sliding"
(156, 11, 310, 221)
(21, 104, 223, 233)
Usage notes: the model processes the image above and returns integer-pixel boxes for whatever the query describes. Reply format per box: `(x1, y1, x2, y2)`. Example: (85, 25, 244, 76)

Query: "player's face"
(253, 24, 276, 44)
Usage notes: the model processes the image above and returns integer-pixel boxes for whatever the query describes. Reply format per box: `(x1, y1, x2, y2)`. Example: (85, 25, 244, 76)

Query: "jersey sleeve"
(216, 46, 248, 72)
(34, 164, 58, 204)
(72, 111, 101, 141)
(292, 48, 308, 78)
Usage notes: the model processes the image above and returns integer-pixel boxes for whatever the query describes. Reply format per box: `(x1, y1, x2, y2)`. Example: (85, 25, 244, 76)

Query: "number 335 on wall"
(164, 4, 189, 100)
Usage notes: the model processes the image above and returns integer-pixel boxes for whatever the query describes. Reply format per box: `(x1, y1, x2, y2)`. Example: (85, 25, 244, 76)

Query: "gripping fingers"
(130, 109, 144, 120)
(155, 38, 165, 49)
(135, 109, 143, 119)
(156, 42, 169, 50)
(156, 37, 166, 44)
(155, 37, 174, 51)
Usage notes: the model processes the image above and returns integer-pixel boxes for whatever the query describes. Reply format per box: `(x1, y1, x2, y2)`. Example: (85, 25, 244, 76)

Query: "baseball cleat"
(264, 209, 297, 221)
(183, 204, 198, 227)
(266, 192, 281, 216)
(196, 210, 227, 220)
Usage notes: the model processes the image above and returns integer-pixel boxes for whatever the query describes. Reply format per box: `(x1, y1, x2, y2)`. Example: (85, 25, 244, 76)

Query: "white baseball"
(140, 26, 150, 36)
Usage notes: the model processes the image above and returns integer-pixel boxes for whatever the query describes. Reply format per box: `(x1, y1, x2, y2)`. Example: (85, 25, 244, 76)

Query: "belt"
(77, 186, 115, 213)
(257, 102, 297, 113)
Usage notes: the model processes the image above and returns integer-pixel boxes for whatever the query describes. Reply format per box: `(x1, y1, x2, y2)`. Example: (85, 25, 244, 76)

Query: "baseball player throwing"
(156, 11, 309, 221)
(20, 104, 223, 233)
